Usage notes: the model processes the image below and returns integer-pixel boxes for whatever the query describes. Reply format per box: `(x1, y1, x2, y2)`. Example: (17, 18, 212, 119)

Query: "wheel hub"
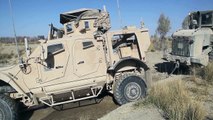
(130, 88, 137, 96)
(124, 82, 141, 101)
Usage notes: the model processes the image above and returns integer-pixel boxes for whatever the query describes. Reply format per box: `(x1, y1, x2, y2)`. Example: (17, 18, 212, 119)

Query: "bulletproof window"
(82, 41, 94, 49)
(47, 44, 64, 55)
(45, 44, 64, 69)
(66, 23, 73, 32)
(112, 34, 138, 50)
(201, 12, 212, 25)
(84, 21, 89, 29)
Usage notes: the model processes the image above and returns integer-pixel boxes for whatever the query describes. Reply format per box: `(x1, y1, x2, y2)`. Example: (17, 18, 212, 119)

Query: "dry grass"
(148, 42, 155, 52)
(0, 43, 38, 65)
(197, 62, 213, 85)
(0, 46, 14, 64)
(140, 80, 206, 120)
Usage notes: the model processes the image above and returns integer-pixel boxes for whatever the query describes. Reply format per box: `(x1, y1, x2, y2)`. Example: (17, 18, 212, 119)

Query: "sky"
(0, 0, 212, 37)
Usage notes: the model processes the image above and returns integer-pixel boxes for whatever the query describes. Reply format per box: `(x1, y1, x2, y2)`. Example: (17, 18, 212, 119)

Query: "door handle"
(55, 66, 63, 69)
(78, 61, 84, 64)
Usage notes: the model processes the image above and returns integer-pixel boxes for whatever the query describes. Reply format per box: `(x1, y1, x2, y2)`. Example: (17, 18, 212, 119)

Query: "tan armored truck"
(165, 10, 213, 68)
(0, 8, 151, 120)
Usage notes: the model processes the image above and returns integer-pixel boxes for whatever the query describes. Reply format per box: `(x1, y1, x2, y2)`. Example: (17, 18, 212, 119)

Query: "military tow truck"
(165, 10, 213, 70)
(0, 8, 151, 120)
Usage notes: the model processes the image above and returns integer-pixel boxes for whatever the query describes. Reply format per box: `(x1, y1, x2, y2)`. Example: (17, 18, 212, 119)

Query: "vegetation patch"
(197, 62, 213, 85)
(0, 52, 14, 64)
(135, 80, 206, 120)
(148, 41, 155, 52)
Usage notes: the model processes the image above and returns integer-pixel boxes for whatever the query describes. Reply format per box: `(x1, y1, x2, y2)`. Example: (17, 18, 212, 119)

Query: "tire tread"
(113, 72, 146, 105)
(0, 94, 18, 120)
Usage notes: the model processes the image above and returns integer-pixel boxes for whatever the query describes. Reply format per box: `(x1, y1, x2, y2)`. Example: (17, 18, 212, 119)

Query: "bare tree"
(156, 13, 171, 50)
(182, 16, 189, 29)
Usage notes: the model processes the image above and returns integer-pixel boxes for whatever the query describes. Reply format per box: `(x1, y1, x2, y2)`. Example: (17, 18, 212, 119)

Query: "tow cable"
(168, 61, 180, 76)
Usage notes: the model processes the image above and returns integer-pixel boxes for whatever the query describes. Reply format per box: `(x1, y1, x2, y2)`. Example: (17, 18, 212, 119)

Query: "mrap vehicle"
(0, 8, 151, 120)
(165, 10, 213, 68)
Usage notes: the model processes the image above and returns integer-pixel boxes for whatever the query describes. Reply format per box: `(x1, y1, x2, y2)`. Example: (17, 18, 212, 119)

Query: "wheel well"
(108, 58, 152, 88)
(108, 58, 149, 75)
(0, 80, 10, 86)
(0, 80, 16, 93)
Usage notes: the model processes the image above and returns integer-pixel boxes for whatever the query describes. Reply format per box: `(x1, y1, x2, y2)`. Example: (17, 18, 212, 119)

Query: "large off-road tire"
(0, 94, 18, 120)
(113, 73, 147, 105)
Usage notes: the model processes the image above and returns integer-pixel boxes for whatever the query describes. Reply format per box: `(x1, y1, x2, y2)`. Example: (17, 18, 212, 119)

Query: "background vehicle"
(0, 8, 151, 120)
(165, 10, 213, 67)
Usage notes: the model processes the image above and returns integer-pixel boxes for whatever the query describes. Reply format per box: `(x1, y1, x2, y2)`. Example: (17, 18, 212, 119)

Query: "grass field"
(0, 42, 38, 66)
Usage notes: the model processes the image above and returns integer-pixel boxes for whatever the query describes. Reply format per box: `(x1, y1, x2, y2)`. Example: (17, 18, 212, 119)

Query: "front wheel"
(113, 73, 147, 105)
(0, 94, 18, 120)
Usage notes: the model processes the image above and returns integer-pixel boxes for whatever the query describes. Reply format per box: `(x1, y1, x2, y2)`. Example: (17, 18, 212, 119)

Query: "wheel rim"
(0, 108, 4, 120)
(124, 82, 141, 101)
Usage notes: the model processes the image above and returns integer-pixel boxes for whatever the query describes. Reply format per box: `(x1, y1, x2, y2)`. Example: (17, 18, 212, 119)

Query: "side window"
(66, 24, 73, 32)
(201, 12, 212, 25)
(47, 44, 64, 55)
(82, 41, 94, 49)
(84, 21, 89, 29)
(45, 44, 64, 69)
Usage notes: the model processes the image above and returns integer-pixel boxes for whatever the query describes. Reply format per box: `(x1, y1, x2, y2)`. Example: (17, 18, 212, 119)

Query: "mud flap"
(145, 69, 152, 88)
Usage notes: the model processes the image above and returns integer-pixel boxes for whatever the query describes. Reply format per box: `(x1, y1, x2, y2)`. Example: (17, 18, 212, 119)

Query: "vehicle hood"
(172, 29, 196, 37)
(172, 28, 213, 38)
(0, 65, 20, 78)
(0, 65, 17, 72)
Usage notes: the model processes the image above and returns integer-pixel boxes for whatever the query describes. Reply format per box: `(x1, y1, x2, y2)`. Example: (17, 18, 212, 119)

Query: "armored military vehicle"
(0, 8, 151, 119)
(165, 10, 213, 68)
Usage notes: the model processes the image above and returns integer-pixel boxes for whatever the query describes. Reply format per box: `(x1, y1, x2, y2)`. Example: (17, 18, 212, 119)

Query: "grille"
(172, 39, 190, 57)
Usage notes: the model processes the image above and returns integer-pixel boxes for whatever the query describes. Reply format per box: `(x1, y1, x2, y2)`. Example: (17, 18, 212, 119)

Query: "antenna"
(103, 5, 107, 12)
(116, 0, 123, 28)
(8, 0, 21, 64)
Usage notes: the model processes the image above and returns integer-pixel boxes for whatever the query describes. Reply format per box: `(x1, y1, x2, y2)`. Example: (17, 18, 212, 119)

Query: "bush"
(147, 80, 206, 120)
(0, 52, 14, 64)
(148, 42, 155, 52)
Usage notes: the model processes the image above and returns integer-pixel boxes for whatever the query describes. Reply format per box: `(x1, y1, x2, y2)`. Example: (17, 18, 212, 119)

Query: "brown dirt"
(99, 103, 164, 120)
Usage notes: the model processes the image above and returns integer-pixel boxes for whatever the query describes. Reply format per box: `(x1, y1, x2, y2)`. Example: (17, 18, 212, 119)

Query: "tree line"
(0, 36, 45, 43)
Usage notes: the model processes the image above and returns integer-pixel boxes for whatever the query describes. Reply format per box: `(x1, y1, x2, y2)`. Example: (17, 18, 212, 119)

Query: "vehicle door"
(73, 39, 106, 78)
(40, 42, 68, 83)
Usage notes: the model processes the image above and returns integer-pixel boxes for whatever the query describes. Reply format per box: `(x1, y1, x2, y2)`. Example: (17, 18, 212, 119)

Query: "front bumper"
(164, 53, 209, 66)
(164, 53, 191, 65)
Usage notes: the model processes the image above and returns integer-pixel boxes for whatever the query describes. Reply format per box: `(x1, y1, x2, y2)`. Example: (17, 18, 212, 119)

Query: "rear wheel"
(0, 94, 18, 120)
(113, 73, 147, 105)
